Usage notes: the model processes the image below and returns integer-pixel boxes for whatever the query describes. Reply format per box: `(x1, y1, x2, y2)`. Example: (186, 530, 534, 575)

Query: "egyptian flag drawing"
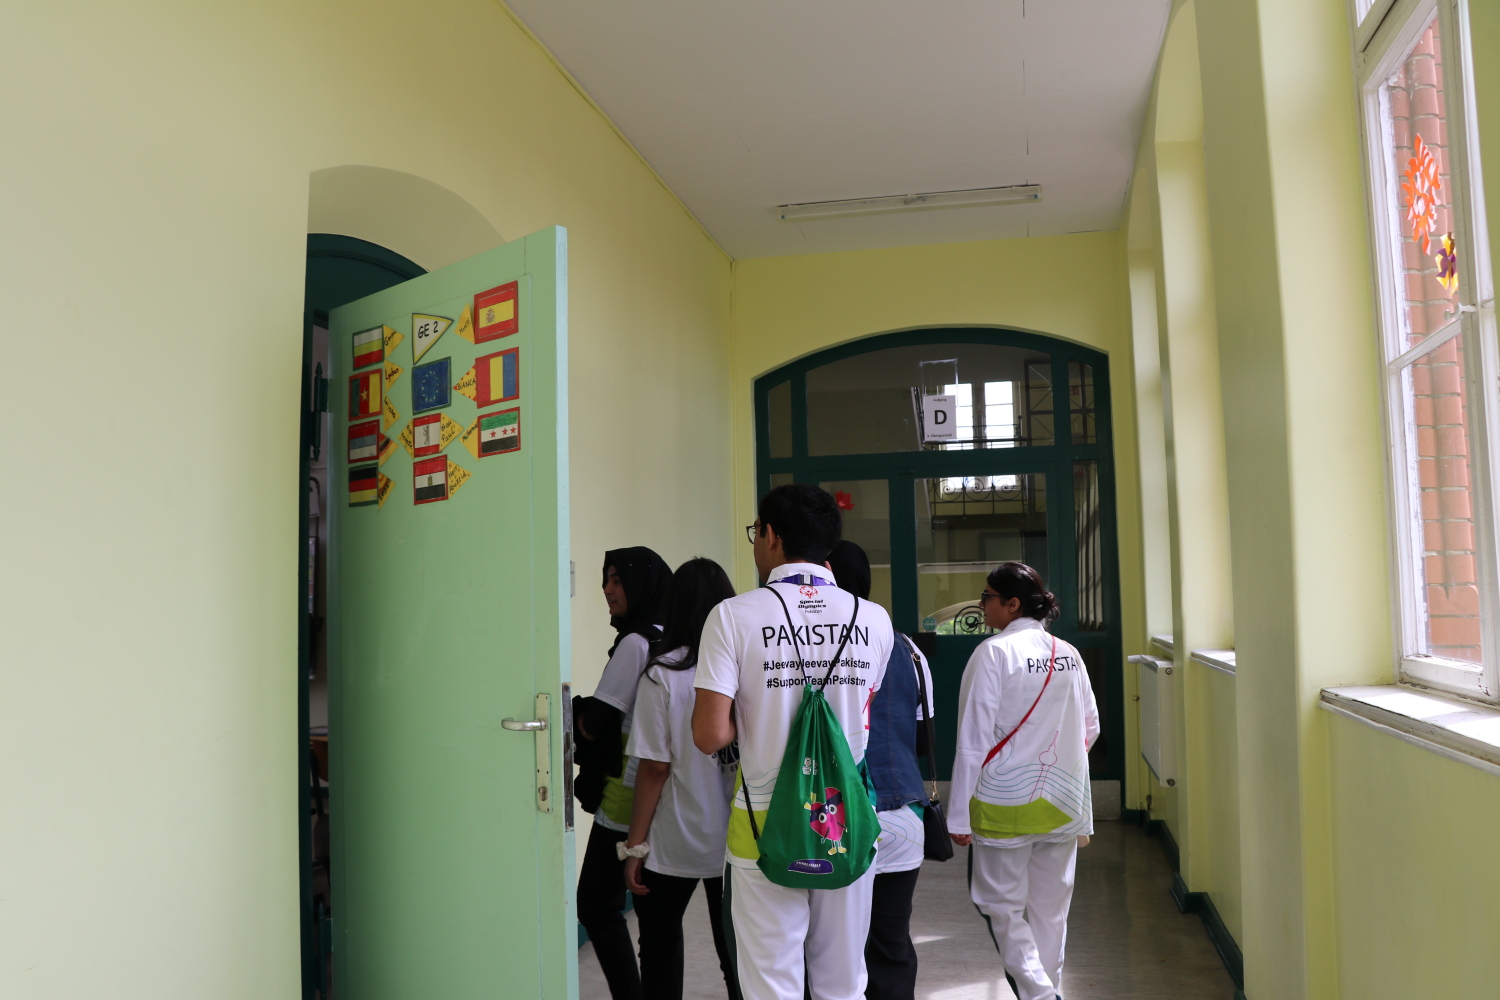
(474, 281, 519, 342)
(348, 464, 379, 507)
(352, 326, 384, 368)
(347, 419, 380, 463)
(349, 369, 381, 419)
(413, 456, 448, 504)
(412, 413, 443, 457)
(478, 407, 521, 457)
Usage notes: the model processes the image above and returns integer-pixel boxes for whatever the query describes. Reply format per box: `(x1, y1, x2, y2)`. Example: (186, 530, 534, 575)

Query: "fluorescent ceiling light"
(777, 185, 1041, 222)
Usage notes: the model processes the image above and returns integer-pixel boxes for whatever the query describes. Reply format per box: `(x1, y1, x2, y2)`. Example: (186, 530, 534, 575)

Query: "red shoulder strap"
(981, 634, 1058, 767)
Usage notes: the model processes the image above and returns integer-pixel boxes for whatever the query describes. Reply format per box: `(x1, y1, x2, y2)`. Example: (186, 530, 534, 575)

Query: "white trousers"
(968, 840, 1078, 1000)
(726, 863, 876, 1000)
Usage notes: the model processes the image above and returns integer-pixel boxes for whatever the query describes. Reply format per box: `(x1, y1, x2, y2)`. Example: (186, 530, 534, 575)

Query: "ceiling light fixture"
(777, 184, 1041, 222)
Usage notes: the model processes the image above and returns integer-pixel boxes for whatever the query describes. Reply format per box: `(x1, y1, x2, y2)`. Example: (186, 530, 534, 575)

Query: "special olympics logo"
(799, 586, 817, 598)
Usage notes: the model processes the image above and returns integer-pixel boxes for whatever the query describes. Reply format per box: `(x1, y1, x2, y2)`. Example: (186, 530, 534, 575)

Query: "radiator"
(1129, 654, 1176, 786)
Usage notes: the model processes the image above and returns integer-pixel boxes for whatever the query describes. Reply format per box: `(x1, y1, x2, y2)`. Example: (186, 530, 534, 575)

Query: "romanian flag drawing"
(412, 413, 443, 457)
(475, 348, 519, 407)
(478, 407, 521, 457)
(347, 419, 381, 463)
(352, 326, 384, 369)
(349, 370, 382, 419)
(413, 456, 448, 504)
(348, 464, 379, 507)
(474, 281, 518, 342)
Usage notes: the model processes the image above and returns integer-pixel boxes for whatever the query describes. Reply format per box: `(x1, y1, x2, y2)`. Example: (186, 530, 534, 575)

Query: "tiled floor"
(579, 821, 1238, 999)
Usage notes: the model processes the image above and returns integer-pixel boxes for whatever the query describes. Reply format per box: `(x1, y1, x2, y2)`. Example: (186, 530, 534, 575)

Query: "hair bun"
(1031, 590, 1060, 620)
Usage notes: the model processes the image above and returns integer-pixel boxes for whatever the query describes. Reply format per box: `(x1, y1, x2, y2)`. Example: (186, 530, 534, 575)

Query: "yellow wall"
(0, 2, 730, 996)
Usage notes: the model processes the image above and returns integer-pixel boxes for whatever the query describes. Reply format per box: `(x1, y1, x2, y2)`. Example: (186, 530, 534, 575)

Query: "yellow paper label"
(382, 326, 403, 356)
(439, 413, 464, 451)
(399, 422, 415, 457)
(480, 300, 514, 327)
(455, 304, 474, 343)
(453, 364, 478, 402)
(382, 396, 399, 432)
(460, 418, 481, 459)
(384, 361, 403, 390)
(376, 472, 394, 508)
(447, 459, 472, 496)
(378, 436, 397, 466)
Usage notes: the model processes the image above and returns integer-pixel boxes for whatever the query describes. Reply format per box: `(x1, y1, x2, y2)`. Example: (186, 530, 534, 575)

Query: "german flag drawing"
(348, 464, 379, 507)
(413, 456, 448, 504)
(352, 326, 384, 369)
(474, 281, 518, 342)
(349, 369, 381, 419)
(347, 419, 380, 463)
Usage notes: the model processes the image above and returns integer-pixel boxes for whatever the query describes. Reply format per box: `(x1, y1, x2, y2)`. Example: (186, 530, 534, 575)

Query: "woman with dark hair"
(576, 546, 672, 1000)
(619, 557, 741, 1000)
(947, 562, 1099, 1000)
(827, 540, 935, 1000)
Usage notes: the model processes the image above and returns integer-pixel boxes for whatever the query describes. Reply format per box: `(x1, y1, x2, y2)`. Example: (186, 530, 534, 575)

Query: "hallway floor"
(578, 820, 1238, 999)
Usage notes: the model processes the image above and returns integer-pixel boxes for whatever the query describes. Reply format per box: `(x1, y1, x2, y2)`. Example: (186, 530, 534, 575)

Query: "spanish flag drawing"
(352, 326, 384, 369)
(348, 464, 379, 507)
(474, 281, 518, 342)
(349, 369, 381, 419)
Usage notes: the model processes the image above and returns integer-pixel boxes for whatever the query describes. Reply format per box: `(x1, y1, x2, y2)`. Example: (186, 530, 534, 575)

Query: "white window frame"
(1356, 0, 1500, 699)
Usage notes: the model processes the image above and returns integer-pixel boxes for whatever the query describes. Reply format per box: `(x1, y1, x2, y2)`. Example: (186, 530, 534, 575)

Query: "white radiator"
(1129, 654, 1176, 786)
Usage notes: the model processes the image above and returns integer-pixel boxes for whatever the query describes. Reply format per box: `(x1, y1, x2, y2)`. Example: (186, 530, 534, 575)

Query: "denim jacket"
(865, 634, 927, 812)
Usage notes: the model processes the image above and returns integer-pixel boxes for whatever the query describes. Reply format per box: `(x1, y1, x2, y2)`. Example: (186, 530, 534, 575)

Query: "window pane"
(818, 479, 892, 617)
(805, 343, 1055, 456)
(915, 474, 1047, 633)
(1075, 461, 1105, 630)
(1069, 361, 1097, 444)
(1384, 15, 1461, 350)
(767, 380, 794, 458)
(1407, 337, 1483, 662)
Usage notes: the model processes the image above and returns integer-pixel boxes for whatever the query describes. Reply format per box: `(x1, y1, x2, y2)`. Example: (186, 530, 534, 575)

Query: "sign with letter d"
(922, 394, 957, 442)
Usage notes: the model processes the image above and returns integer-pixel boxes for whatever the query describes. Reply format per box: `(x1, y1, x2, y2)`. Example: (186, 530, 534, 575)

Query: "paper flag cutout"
(378, 435, 398, 466)
(414, 456, 448, 504)
(383, 326, 403, 356)
(376, 472, 395, 508)
(440, 413, 465, 452)
(350, 370, 381, 418)
(381, 394, 399, 432)
(353, 327, 383, 369)
(349, 465, 378, 506)
(476, 407, 521, 456)
(475, 282, 519, 342)
(399, 422, 415, 457)
(412, 313, 452, 363)
(455, 304, 475, 343)
(413, 414, 443, 457)
(447, 458, 473, 497)
(454, 364, 479, 402)
(384, 361, 403, 391)
(461, 417, 481, 459)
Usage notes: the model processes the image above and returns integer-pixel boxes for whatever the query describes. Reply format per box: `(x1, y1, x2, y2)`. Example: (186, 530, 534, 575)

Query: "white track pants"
(968, 840, 1078, 1000)
(725, 863, 876, 1000)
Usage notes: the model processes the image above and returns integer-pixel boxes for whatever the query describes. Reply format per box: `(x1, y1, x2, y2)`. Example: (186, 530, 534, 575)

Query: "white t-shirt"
(592, 630, 655, 831)
(695, 562, 894, 870)
(874, 637, 935, 875)
(625, 648, 738, 879)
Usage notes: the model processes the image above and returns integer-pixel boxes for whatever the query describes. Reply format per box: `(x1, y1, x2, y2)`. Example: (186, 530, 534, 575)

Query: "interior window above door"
(818, 479, 892, 615)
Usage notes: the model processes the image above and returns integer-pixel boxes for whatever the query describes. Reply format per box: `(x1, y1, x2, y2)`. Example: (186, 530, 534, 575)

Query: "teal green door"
(329, 227, 574, 999)
(755, 331, 1123, 785)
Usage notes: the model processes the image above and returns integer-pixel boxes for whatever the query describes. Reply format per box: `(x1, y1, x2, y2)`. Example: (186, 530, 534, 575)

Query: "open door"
(328, 227, 574, 998)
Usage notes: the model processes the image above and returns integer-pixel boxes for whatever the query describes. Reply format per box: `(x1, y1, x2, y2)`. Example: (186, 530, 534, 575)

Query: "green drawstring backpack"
(742, 586, 880, 889)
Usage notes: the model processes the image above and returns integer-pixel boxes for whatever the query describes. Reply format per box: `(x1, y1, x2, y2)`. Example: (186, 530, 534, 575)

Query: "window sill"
(1190, 649, 1236, 676)
(1320, 685, 1500, 778)
(1151, 634, 1174, 655)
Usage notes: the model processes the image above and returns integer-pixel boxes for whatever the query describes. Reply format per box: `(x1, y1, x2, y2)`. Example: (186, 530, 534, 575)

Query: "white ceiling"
(507, 0, 1171, 259)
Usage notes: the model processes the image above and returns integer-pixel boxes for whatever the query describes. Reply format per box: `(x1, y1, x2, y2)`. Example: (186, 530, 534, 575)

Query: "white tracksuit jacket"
(948, 617, 1100, 846)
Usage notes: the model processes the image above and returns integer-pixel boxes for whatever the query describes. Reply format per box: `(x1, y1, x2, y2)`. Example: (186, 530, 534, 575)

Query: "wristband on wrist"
(615, 841, 650, 860)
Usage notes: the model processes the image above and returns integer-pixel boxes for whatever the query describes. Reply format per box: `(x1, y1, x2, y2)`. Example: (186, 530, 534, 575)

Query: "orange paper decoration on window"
(1402, 133, 1442, 255)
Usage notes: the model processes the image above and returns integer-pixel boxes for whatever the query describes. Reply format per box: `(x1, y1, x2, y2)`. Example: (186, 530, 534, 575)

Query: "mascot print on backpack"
(805, 787, 848, 856)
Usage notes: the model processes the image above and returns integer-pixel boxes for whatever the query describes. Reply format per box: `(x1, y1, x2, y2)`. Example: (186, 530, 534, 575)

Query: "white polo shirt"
(695, 561, 894, 869)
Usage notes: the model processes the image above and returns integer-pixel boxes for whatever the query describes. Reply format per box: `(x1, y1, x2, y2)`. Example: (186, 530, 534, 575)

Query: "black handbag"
(902, 635, 954, 862)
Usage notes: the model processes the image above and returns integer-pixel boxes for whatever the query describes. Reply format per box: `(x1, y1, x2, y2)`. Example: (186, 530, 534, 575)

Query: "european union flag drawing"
(411, 356, 452, 414)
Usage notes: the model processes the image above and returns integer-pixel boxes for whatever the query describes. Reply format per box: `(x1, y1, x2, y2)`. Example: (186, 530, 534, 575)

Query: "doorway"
(753, 329, 1124, 787)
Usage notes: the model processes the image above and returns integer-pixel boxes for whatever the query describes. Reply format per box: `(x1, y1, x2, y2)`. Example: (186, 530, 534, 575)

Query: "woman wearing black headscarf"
(575, 546, 672, 1000)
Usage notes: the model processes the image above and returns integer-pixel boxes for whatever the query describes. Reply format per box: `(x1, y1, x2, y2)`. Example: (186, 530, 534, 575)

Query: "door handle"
(502, 718, 547, 732)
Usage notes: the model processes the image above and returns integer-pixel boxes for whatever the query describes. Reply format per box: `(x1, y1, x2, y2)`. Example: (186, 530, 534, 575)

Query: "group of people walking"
(574, 484, 1099, 1000)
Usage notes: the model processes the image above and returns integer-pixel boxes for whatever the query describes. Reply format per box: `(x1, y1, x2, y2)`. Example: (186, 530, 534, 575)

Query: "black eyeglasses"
(978, 591, 1000, 603)
(745, 523, 758, 544)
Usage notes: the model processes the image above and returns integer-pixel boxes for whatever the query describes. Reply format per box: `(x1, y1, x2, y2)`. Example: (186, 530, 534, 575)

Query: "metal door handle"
(502, 718, 547, 732)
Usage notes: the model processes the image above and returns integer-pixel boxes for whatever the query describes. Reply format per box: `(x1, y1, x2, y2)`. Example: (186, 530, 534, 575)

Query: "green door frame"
(752, 327, 1125, 783)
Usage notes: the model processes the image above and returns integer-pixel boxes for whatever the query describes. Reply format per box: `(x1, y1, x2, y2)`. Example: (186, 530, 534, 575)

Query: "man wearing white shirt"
(692, 484, 895, 1000)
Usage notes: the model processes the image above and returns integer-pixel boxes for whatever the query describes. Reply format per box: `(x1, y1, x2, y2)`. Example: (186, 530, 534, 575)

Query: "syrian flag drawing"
(347, 419, 380, 463)
(478, 407, 521, 457)
(412, 413, 443, 457)
(413, 456, 448, 504)
(348, 464, 379, 507)
(352, 326, 383, 368)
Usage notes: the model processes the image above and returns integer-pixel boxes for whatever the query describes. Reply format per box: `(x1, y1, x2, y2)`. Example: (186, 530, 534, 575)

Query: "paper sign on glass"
(412, 313, 452, 362)
(413, 456, 448, 504)
(348, 419, 381, 463)
(349, 370, 382, 419)
(474, 282, 518, 342)
(922, 394, 957, 442)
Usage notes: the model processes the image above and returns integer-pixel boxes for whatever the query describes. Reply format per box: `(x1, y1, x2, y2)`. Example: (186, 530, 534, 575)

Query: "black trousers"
(864, 867, 922, 1000)
(578, 824, 640, 1000)
(634, 867, 742, 1000)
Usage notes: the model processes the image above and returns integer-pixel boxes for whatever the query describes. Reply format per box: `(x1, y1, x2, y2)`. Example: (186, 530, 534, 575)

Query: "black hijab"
(827, 539, 872, 600)
(603, 546, 672, 654)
